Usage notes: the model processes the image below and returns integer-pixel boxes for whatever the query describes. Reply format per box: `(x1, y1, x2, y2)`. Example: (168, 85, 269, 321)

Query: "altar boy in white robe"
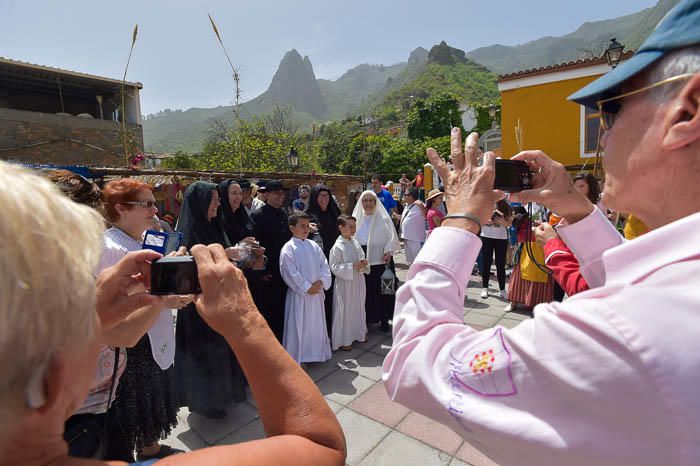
(280, 211, 333, 363)
(329, 215, 370, 351)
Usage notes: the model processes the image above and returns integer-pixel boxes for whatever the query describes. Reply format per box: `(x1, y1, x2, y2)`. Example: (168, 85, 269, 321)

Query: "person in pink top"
(424, 189, 444, 233)
(383, 4, 700, 464)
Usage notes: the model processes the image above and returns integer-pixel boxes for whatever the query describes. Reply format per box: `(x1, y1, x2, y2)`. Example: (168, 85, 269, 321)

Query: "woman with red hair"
(77, 178, 192, 461)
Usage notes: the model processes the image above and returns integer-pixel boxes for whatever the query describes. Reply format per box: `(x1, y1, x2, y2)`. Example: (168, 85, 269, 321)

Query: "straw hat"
(426, 189, 443, 201)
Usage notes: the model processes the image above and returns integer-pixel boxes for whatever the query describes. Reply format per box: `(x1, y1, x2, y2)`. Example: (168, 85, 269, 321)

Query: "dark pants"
(64, 405, 134, 462)
(481, 236, 508, 290)
(552, 282, 566, 302)
(324, 275, 335, 335)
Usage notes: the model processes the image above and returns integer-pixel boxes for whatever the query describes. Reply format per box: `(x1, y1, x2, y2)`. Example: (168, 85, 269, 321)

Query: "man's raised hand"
(426, 128, 504, 231)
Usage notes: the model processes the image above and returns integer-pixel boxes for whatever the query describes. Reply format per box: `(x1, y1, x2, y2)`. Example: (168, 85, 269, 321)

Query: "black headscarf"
(218, 179, 255, 245)
(176, 181, 230, 249)
(307, 184, 342, 257)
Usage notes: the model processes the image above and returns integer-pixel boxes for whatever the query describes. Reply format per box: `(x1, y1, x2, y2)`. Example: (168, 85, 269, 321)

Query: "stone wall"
(0, 108, 143, 167)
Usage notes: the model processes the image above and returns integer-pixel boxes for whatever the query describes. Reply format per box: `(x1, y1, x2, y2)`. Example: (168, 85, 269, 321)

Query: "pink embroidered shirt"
(383, 207, 700, 466)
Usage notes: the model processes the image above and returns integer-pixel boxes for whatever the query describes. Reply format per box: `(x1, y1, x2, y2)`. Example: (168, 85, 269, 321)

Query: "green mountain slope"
(466, 0, 679, 74)
(319, 62, 406, 120)
(143, 0, 677, 153)
(357, 47, 429, 114)
(143, 53, 411, 152)
(142, 106, 232, 153)
(371, 42, 499, 118)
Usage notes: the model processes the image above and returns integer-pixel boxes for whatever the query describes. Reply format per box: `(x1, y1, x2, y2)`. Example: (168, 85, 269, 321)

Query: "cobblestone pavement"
(164, 249, 528, 465)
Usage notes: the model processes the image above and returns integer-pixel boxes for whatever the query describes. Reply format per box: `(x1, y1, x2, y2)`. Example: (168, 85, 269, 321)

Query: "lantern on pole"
(287, 147, 299, 171)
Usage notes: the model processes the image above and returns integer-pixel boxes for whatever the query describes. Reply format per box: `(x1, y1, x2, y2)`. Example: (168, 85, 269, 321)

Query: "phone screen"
(494, 160, 531, 192)
(142, 230, 183, 255)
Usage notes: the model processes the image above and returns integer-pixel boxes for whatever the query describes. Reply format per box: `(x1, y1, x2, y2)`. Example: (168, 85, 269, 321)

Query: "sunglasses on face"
(596, 73, 694, 131)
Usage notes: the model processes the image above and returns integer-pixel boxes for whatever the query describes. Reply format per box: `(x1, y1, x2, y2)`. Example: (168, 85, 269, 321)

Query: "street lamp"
(488, 104, 499, 129)
(604, 38, 624, 69)
(286, 147, 299, 170)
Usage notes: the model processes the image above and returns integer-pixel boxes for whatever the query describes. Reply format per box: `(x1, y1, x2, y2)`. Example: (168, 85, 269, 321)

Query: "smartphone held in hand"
(151, 256, 201, 295)
(494, 159, 533, 193)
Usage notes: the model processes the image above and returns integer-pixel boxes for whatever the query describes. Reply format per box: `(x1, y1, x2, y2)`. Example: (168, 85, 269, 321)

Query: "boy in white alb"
(279, 211, 332, 363)
(329, 215, 370, 351)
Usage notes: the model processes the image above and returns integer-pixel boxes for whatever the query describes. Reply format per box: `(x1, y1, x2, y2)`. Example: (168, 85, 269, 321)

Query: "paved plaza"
(165, 249, 530, 465)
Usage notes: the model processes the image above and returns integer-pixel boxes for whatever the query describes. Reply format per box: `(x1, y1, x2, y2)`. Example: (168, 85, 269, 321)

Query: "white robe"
(329, 237, 370, 350)
(280, 237, 332, 363)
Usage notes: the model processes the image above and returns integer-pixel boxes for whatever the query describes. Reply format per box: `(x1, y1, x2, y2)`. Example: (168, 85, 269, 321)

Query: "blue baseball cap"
(569, 0, 700, 109)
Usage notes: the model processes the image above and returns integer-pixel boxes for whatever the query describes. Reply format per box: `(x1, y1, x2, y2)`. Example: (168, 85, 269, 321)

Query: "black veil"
(218, 179, 255, 244)
(176, 181, 230, 249)
(307, 184, 342, 257)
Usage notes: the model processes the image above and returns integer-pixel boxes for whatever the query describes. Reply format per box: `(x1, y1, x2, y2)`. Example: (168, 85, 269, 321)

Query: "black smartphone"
(494, 159, 533, 193)
(150, 256, 201, 295)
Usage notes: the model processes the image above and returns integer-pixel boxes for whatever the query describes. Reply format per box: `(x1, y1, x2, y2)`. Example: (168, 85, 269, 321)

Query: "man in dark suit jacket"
(251, 180, 291, 342)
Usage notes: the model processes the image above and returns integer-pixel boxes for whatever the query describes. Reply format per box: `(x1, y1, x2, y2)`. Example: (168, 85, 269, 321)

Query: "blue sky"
(0, 0, 657, 114)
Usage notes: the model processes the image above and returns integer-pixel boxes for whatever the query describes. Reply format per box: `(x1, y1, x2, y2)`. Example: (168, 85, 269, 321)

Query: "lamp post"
(286, 147, 299, 171)
(604, 38, 624, 69)
(488, 104, 499, 129)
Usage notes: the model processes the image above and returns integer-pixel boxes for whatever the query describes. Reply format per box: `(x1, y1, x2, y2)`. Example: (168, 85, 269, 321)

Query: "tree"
(206, 116, 233, 144)
(264, 104, 299, 137)
(161, 150, 199, 169)
(407, 92, 464, 140)
(471, 104, 501, 135)
(342, 134, 387, 177)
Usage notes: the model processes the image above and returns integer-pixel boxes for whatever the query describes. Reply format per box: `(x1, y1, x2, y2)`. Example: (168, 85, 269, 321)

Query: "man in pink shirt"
(383, 2, 700, 465)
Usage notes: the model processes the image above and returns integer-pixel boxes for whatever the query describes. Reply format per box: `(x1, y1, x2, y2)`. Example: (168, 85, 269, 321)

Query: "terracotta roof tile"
(497, 50, 635, 82)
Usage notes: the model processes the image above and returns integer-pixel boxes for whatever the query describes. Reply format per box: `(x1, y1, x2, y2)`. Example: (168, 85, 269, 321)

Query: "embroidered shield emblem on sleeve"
(449, 328, 516, 397)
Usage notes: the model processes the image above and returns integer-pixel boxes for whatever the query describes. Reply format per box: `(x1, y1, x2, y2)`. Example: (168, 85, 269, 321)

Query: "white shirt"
(356, 214, 373, 245)
(100, 228, 176, 370)
(480, 224, 508, 240)
(400, 203, 427, 242)
(252, 197, 265, 210)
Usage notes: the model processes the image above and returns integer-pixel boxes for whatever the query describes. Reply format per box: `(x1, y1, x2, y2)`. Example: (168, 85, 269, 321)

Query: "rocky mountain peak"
(407, 47, 429, 66)
(264, 49, 327, 117)
(428, 41, 468, 66)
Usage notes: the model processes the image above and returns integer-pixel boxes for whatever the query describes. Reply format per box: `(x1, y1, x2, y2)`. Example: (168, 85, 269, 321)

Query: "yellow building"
(497, 53, 632, 169)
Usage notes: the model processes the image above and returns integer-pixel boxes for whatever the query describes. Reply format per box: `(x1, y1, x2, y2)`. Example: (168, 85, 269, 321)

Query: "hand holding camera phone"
(493, 159, 533, 193)
(150, 239, 267, 295)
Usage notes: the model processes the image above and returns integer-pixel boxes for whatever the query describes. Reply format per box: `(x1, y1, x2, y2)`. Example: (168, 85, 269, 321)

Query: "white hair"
(0, 162, 104, 426)
(646, 45, 700, 102)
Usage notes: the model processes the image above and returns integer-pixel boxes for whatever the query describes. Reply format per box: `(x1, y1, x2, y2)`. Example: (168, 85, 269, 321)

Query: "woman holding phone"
(97, 179, 192, 461)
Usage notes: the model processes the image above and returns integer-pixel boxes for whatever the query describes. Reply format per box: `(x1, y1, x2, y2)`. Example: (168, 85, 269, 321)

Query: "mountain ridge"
(143, 0, 678, 153)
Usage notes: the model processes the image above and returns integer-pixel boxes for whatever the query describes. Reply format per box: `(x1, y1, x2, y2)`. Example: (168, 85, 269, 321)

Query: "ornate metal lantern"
(380, 265, 396, 295)
(604, 38, 624, 69)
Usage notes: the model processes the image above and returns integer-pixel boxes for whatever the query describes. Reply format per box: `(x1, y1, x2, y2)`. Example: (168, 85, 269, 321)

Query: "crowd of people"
(1, 2, 698, 464)
(4, 170, 403, 462)
(9, 154, 660, 463)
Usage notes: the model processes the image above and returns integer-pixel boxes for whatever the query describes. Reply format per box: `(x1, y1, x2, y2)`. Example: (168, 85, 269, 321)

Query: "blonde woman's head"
(0, 162, 104, 438)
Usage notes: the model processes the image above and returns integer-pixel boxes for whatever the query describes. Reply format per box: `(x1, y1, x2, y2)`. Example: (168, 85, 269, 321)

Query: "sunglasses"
(122, 200, 158, 209)
(596, 73, 694, 131)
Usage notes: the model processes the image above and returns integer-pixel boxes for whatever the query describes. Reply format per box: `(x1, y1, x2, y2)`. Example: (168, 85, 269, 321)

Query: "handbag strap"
(102, 347, 120, 428)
